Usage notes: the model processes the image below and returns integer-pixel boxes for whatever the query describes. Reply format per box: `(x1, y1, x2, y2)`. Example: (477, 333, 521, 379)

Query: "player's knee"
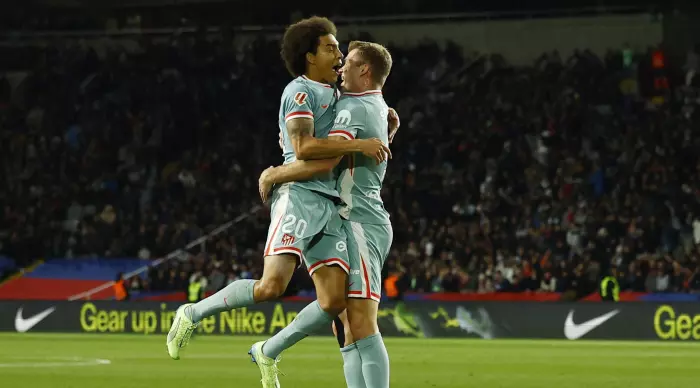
(348, 311, 377, 341)
(317, 293, 347, 316)
(255, 278, 286, 301)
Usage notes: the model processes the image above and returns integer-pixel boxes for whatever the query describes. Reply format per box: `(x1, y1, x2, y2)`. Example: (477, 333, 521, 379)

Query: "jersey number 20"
(281, 215, 308, 238)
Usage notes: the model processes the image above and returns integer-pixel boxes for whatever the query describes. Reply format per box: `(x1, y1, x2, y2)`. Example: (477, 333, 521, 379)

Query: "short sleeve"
(329, 99, 366, 140)
(282, 84, 314, 123)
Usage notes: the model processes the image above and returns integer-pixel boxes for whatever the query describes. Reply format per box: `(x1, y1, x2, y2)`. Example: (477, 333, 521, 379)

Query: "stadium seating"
(0, 258, 148, 300)
(0, 256, 15, 278)
(1, 17, 700, 301)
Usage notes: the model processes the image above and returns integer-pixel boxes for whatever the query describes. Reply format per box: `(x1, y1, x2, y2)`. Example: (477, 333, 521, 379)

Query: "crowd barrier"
(2, 301, 699, 341)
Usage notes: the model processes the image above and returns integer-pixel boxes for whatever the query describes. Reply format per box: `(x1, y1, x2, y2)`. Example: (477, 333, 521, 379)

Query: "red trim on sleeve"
(285, 111, 314, 121)
(329, 130, 355, 140)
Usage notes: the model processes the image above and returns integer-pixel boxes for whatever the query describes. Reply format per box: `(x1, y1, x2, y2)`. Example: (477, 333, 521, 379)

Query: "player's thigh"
(305, 207, 350, 276)
(345, 221, 392, 302)
(307, 210, 350, 314)
(311, 265, 348, 314)
(264, 184, 328, 266)
(346, 298, 380, 340)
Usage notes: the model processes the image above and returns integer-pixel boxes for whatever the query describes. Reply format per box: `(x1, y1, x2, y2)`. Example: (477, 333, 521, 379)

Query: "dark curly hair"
(281, 16, 337, 77)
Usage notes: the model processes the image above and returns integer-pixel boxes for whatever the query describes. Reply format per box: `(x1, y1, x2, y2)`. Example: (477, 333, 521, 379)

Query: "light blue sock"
(341, 343, 368, 388)
(186, 279, 256, 323)
(262, 301, 333, 359)
(356, 334, 390, 388)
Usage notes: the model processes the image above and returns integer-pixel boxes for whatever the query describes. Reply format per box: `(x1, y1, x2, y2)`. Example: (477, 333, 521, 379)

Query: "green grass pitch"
(0, 333, 697, 387)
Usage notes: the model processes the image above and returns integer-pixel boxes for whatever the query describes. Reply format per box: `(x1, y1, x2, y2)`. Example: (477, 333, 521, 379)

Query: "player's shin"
(342, 343, 368, 388)
(348, 299, 389, 388)
(168, 277, 259, 360)
(336, 310, 367, 387)
(187, 279, 256, 322)
(262, 299, 334, 359)
(262, 265, 347, 359)
(356, 333, 390, 388)
(189, 254, 297, 322)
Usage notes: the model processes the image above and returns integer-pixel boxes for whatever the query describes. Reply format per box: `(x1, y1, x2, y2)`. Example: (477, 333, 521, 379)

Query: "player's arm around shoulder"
(258, 156, 342, 203)
(285, 96, 389, 163)
(387, 107, 400, 143)
(328, 99, 392, 164)
(266, 110, 367, 192)
(287, 116, 389, 163)
(258, 118, 342, 203)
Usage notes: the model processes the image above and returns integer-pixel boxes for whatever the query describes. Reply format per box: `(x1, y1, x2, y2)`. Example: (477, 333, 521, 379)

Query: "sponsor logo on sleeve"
(294, 92, 308, 106)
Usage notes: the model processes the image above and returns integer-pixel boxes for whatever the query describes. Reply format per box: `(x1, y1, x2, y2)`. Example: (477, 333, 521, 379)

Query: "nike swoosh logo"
(348, 282, 354, 288)
(564, 309, 619, 340)
(321, 104, 329, 109)
(15, 306, 56, 333)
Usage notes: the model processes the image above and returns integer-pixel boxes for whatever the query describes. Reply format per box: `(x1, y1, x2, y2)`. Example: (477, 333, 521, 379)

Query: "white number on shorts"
(281, 215, 308, 237)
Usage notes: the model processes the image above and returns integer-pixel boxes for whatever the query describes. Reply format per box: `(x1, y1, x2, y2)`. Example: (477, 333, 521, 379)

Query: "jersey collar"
(301, 75, 333, 89)
(343, 90, 382, 97)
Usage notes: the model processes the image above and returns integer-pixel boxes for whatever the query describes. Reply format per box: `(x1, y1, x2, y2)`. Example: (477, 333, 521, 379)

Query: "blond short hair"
(348, 41, 393, 86)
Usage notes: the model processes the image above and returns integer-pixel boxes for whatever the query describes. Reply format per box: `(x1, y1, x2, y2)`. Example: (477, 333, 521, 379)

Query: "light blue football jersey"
(329, 90, 391, 225)
(278, 76, 340, 198)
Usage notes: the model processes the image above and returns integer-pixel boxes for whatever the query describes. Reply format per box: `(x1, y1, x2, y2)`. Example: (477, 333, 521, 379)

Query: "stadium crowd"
(2, 27, 700, 298)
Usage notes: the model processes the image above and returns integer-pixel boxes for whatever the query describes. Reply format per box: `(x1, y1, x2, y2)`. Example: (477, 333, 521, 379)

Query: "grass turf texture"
(0, 334, 697, 387)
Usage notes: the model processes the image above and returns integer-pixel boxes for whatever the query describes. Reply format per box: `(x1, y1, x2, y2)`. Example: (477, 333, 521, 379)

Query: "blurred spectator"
(114, 272, 129, 301)
(187, 272, 206, 303)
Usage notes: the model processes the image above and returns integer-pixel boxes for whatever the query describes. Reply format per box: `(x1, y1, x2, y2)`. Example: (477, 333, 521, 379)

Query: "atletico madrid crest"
(281, 233, 295, 246)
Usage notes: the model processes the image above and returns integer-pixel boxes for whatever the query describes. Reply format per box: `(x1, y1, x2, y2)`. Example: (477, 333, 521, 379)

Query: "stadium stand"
(1, 10, 700, 302)
(0, 256, 15, 280)
(0, 258, 148, 300)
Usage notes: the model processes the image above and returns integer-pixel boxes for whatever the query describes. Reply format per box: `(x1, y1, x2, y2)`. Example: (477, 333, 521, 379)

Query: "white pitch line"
(122, 353, 334, 360)
(0, 357, 111, 368)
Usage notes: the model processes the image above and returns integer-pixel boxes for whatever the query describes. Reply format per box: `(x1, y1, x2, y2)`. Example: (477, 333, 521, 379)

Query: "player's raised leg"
(250, 207, 350, 387)
(259, 264, 347, 356)
(186, 253, 299, 322)
(167, 183, 310, 361)
(166, 254, 297, 360)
